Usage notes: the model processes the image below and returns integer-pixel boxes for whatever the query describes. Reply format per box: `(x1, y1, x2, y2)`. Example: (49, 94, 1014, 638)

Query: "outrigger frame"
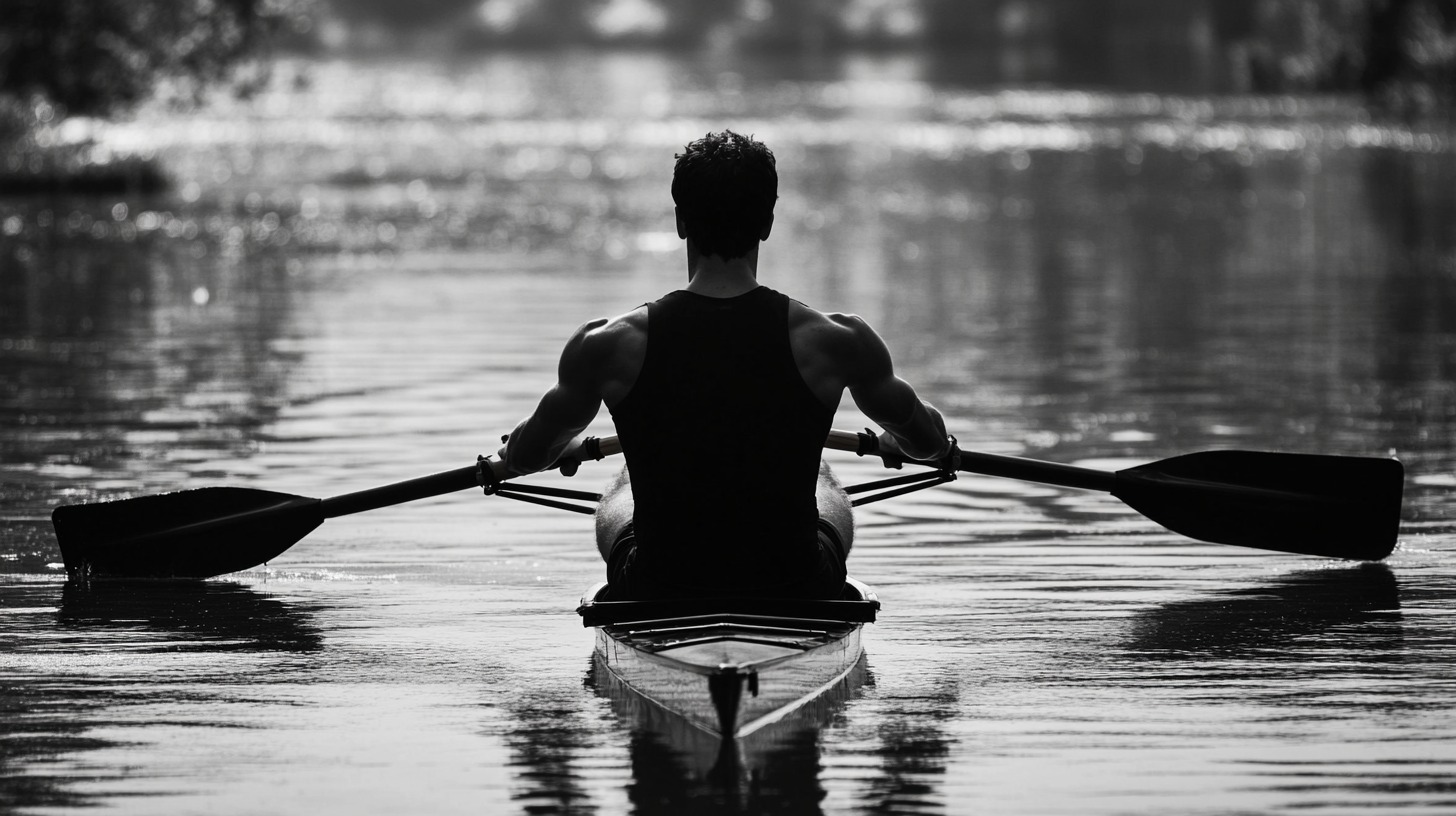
(477, 433, 960, 516)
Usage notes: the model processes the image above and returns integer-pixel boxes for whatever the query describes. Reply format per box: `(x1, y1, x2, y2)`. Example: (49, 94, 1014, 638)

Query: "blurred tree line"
(332, 0, 1453, 111)
(1217, 0, 1456, 111)
(0, 0, 1450, 181)
(0, 0, 311, 135)
(0, 0, 312, 191)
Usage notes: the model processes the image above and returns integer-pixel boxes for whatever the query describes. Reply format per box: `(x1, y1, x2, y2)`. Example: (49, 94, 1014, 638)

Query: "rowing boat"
(46, 428, 1404, 784)
(578, 577, 879, 742)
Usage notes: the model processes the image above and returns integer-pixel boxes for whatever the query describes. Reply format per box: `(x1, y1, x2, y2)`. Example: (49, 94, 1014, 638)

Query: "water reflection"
(587, 655, 869, 814)
(1367, 146, 1456, 493)
(1125, 564, 1402, 660)
(859, 680, 958, 815)
(56, 580, 325, 652)
(0, 683, 121, 812)
(0, 218, 300, 511)
(622, 728, 826, 815)
(853, 131, 1432, 469)
(499, 677, 606, 815)
(0, 579, 324, 812)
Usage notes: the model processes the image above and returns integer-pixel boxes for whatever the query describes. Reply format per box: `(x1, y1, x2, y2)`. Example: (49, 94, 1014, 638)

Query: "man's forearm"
(499, 415, 576, 476)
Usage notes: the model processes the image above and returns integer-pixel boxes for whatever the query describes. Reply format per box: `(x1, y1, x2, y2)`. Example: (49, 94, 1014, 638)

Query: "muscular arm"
(497, 319, 610, 477)
(837, 315, 951, 461)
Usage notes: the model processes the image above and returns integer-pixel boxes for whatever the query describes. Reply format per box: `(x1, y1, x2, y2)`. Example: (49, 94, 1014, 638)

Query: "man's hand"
(494, 431, 523, 478)
(499, 433, 589, 477)
(874, 430, 907, 469)
(552, 436, 593, 477)
(876, 429, 958, 471)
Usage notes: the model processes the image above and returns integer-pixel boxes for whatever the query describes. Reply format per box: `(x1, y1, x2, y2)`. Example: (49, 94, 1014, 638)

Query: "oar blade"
(1113, 451, 1404, 561)
(53, 487, 324, 581)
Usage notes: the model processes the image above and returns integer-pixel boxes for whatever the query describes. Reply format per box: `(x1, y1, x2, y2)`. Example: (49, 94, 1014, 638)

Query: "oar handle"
(574, 435, 623, 461)
(824, 429, 1115, 493)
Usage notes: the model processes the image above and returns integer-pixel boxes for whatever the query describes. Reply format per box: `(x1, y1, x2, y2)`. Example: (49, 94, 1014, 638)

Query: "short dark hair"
(671, 131, 777, 260)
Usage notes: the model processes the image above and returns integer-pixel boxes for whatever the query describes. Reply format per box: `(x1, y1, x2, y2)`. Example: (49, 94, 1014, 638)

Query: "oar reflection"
(57, 580, 327, 653)
(1123, 564, 1403, 662)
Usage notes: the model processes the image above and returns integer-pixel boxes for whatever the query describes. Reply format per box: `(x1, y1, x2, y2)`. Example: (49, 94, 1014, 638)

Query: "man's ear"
(759, 213, 774, 241)
(675, 207, 687, 239)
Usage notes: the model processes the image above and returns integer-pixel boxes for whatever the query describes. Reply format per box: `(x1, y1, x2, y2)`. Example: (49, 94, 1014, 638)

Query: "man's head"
(672, 131, 778, 260)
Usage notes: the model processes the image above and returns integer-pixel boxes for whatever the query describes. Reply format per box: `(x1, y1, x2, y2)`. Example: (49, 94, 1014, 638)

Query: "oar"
(54, 429, 1402, 581)
(53, 464, 488, 581)
(52, 438, 630, 582)
(825, 429, 1404, 561)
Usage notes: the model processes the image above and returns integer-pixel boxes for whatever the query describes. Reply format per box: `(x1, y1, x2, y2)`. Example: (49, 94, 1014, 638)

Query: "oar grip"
(825, 429, 876, 456)
(580, 436, 623, 460)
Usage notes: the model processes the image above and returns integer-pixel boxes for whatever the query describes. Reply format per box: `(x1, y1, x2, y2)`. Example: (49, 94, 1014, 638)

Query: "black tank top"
(608, 286, 834, 592)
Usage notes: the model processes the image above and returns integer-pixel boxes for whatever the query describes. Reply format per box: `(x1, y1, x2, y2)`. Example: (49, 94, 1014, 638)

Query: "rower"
(496, 130, 954, 600)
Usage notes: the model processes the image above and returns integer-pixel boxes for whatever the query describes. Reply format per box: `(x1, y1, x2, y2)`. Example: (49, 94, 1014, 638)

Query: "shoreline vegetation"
(1, 0, 1452, 194)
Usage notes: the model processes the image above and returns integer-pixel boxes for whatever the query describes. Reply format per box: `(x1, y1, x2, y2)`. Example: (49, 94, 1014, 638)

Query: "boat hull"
(579, 578, 878, 740)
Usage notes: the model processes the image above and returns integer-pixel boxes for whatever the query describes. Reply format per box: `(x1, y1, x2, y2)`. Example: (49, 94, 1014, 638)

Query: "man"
(496, 131, 951, 599)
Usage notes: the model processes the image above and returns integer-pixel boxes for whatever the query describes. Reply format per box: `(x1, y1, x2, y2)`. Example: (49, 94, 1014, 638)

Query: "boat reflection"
(588, 652, 870, 814)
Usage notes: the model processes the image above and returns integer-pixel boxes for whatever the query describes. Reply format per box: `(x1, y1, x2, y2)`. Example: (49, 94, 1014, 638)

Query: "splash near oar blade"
(1113, 451, 1405, 561)
(53, 488, 324, 581)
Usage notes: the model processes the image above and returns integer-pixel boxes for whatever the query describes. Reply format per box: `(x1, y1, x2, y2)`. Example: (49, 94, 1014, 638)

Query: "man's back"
(606, 286, 831, 594)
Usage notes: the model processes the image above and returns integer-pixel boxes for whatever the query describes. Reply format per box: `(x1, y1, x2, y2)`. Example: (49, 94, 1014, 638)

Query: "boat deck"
(580, 579, 879, 740)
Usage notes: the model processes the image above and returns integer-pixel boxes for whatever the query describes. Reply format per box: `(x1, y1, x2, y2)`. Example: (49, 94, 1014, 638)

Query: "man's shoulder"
(786, 298, 875, 343)
(781, 296, 892, 394)
(562, 305, 647, 367)
(574, 304, 648, 340)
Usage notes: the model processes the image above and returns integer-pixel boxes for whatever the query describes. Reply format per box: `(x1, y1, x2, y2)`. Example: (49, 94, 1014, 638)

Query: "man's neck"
(684, 248, 760, 298)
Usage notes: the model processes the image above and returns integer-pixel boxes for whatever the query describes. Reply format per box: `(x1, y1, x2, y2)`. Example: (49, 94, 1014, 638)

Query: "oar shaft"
(321, 464, 484, 519)
(324, 430, 1120, 522)
(958, 450, 1116, 492)
(823, 429, 1116, 492)
(318, 436, 629, 520)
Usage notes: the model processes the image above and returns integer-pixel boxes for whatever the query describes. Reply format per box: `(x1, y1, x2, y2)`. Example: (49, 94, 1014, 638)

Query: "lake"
(3, 49, 1456, 815)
